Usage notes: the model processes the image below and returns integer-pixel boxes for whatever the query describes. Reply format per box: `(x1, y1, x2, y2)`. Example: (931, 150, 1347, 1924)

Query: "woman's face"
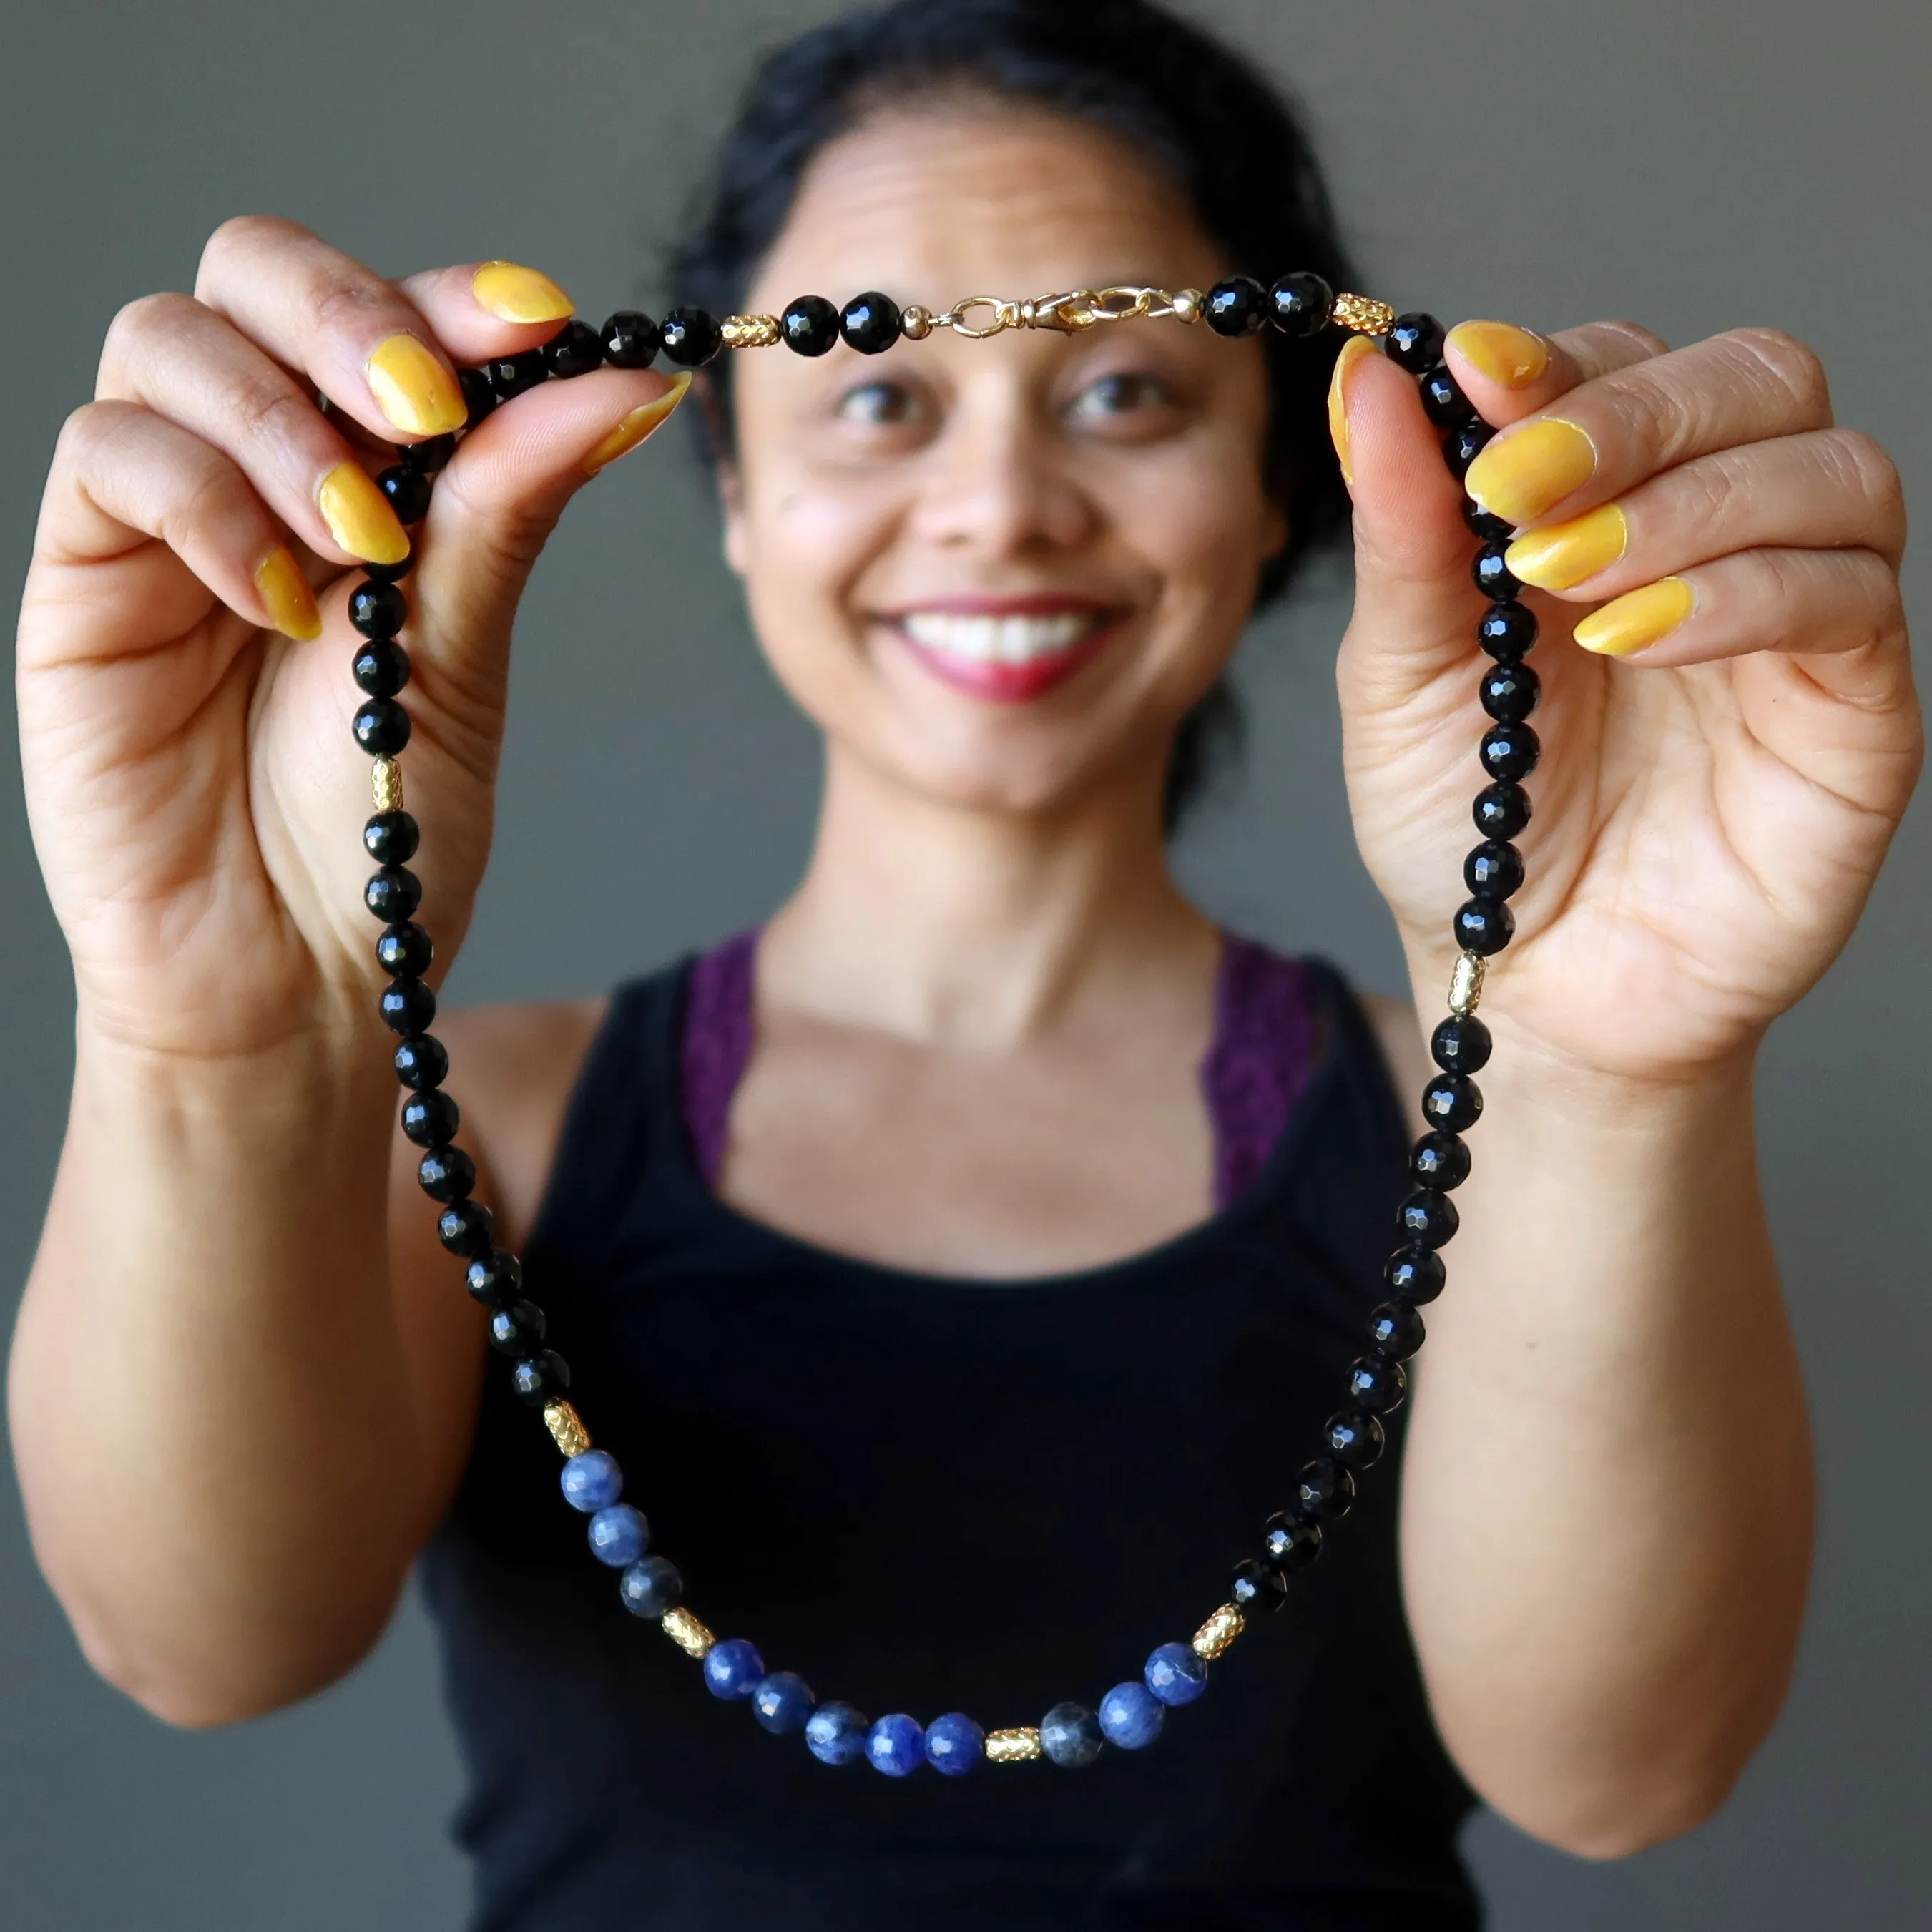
(723, 101, 1286, 820)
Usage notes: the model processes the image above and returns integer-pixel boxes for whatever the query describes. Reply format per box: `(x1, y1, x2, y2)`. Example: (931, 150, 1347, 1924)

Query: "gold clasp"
(935, 295, 1021, 338)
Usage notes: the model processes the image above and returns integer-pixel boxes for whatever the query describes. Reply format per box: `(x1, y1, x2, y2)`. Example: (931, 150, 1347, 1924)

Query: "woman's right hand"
(18, 217, 687, 1063)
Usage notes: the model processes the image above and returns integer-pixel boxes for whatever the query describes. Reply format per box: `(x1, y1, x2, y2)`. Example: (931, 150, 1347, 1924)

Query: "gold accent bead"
(984, 1727, 1042, 1762)
(542, 1401, 590, 1457)
(661, 1607, 715, 1658)
(1448, 951, 1486, 1016)
(901, 304, 933, 340)
(1191, 1602, 1246, 1659)
(1330, 292, 1396, 338)
(720, 313, 780, 349)
(1170, 288, 1205, 324)
(371, 757, 403, 814)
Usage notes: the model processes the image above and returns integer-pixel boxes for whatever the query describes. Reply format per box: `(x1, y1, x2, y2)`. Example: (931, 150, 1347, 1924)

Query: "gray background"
(1, 0, 1925, 1924)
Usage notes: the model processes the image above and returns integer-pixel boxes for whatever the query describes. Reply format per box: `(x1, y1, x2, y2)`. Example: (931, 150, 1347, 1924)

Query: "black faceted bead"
(381, 975, 436, 1038)
(1411, 1129, 1471, 1190)
(1264, 1512, 1324, 1572)
(1418, 363, 1474, 428)
(780, 295, 841, 357)
(402, 432, 455, 475)
(360, 551, 414, 585)
(437, 1198, 495, 1259)
(1463, 498, 1514, 543)
(486, 349, 549, 399)
(1473, 541, 1523, 602)
(1398, 1187, 1461, 1249)
(1203, 275, 1268, 338)
(1480, 722, 1541, 784)
(1421, 1072, 1483, 1134)
(393, 1034, 448, 1092)
(1479, 662, 1540, 723)
(1348, 1352, 1408, 1415)
(362, 808, 418, 865)
(1386, 1245, 1446, 1304)
(418, 1144, 476, 1203)
(1479, 602, 1539, 661)
(456, 366, 497, 423)
(1463, 839, 1524, 901)
(365, 866, 421, 922)
(377, 465, 431, 526)
(401, 1088, 460, 1147)
(1430, 1011, 1494, 1074)
(1040, 1701, 1104, 1768)
(1293, 1458, 1355, 1523)
(1267, 271, 1332, 336)
(1444, 418, 1495, 477)
(659, 308, 723, 367)
(1324, 1410, 1386, 1471)
(1453, 896, 1516, 956)
(1369, 1299, 1426, 1360)
(353, 639, 411, 699)
(376, 921, 433, 978)
(839, 291, 902, 355)
(464, 1249, 522, 1306)
(353, 698, 411, 757)
(544, 318, 604, 380)
(601, 311, 662, 370)
(489, 1299, 547, 1355)
(1386, 313, 1446, 375)
(1230, 1556, 1290, 1614)
(512, 1350, 571, 1407)
(1473, 781, 1533, 839)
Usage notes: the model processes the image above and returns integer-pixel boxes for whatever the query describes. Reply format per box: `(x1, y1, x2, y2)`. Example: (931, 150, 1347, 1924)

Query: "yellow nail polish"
(1463, 418, 1597, 524)
(367, 333, 468, 438)
(1447, 320, 1551, 391)
(1505, 503, 1628, 592)
(1326, 334, 1378, 485)
(1573, 576, 1694, 657)
(472, 260, 574, 325)
(317, 462, 410, 566)
(253, 544, 321, 641)
(584, 373, 692, 476)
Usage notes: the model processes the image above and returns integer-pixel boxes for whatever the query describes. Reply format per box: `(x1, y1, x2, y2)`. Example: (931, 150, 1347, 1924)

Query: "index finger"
(1443, 318, 1669, 430)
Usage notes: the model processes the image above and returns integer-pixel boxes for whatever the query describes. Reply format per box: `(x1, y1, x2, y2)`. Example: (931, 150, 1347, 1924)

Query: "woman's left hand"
(1333, 317, 1918, 1082)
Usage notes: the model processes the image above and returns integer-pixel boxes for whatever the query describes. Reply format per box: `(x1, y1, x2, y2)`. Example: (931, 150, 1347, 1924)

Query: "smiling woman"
(6, 0, 1918, 1927)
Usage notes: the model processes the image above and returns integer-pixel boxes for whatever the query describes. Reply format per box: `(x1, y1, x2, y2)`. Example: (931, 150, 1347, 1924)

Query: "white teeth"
(900, 610, 1095, 664)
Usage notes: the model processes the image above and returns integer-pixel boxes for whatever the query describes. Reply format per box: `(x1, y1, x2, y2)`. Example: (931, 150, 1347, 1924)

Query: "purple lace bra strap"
(678, 926, 1318, 1207)
(679, 927, 759, 1188)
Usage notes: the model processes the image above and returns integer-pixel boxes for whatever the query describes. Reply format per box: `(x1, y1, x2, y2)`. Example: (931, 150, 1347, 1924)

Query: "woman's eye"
(837, 381, 923, 426)
(1066, 372, 1175, 421)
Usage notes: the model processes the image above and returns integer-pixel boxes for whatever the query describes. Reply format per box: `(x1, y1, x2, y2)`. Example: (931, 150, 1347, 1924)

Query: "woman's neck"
(759, 742, 1217, 1053)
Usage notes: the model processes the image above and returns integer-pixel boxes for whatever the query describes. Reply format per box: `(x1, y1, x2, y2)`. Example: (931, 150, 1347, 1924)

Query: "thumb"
(1331, 335, 1490, 702)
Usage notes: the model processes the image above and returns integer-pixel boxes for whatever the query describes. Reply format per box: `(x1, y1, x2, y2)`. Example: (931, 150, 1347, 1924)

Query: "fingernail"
(1573, 576, 1694, 657)
(367, 333, 468, 437)
(584, 373, 692, 477)
(472, 260, 574, 325)
(1326, 334, 1378, 486)
(318, 462, 410, 565)
(1463, 418, 1597, 524)
(1447, 320, 1551, 391)
(254, 544, 321, 641)
(1505, 503, 1628, 592)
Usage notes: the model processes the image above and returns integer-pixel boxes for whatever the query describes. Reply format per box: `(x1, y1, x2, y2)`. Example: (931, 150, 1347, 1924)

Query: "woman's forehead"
(745, 102, 1224, 311)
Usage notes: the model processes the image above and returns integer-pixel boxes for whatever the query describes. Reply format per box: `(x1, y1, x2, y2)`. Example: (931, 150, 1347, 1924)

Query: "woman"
(8, 0, 1916, 1924)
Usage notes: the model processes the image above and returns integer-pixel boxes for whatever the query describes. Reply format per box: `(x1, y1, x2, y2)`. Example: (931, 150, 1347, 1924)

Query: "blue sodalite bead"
(618, 1556, 683, 1619)
(923, 1712, 984, 1776)
(805, 1701, 870, 1765)
(702, 1638, 765, 1700)
(559, 1450, 623, 1514)
(1040, 1701, 1104, 1768)
(587, 1504, 647, 1569)
(751, 1671, 815, 1735)
(866, 1712, 926, 1777)
(1099, 1681, 1165, 1750)
(1144, 1642, 1209, 1707)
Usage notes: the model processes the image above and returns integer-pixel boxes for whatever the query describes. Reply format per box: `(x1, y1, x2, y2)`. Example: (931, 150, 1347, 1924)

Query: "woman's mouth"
(886, 604, 1125, 702)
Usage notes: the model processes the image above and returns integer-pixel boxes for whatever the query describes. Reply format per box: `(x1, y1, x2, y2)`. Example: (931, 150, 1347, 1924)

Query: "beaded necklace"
(350, 273, 1532, 1776)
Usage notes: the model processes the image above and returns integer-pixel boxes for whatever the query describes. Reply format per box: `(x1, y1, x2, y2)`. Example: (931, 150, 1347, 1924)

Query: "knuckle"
(227, 373, 315, 453)
(306, 273, 391, 338)
(1725, 327, 1830, 419)
(101, 290, 197, 370)
(1823, 428, 1904, 523)
(197, 214, 307, 287)
(1596, 318, 1671, 360)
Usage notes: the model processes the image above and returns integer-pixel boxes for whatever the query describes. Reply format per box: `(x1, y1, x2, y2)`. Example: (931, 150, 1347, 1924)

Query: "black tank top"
(418, 956, 1480, 1930)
